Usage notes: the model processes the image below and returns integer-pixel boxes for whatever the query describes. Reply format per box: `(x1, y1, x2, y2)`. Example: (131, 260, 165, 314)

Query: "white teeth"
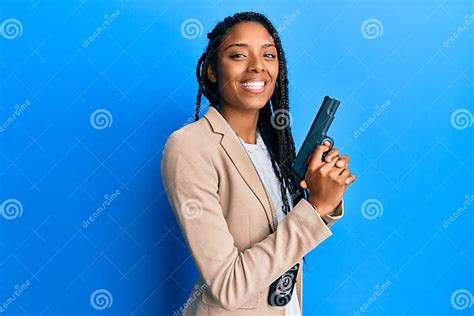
(241, 81, 265, 88)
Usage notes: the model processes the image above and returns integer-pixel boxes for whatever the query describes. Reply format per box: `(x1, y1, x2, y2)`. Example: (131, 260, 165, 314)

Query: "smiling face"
(206, 21, 279, 112)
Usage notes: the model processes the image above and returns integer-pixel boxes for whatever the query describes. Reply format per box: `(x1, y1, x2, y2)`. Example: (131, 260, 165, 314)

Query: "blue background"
(1, 0, 473, 315)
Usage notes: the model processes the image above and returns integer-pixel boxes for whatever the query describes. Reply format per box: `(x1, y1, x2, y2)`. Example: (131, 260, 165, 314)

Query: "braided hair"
(194, 12, 309, 265)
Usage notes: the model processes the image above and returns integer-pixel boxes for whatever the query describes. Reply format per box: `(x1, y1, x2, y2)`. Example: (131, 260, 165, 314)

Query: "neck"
(218, 105, 259, 144)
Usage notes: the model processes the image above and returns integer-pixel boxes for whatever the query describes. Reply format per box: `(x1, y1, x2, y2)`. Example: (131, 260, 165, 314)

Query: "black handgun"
(292, 96, 340, 181)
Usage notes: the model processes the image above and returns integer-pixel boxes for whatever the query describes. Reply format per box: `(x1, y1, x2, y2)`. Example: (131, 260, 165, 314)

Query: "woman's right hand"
(299, 140, 356, 216)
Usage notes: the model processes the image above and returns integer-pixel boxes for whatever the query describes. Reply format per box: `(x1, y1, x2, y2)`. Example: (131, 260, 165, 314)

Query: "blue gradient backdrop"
(1, 0, 473, 315)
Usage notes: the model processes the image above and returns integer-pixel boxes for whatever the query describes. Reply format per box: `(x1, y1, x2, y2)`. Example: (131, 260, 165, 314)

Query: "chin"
(242, 99, 270, 111)
(241, 94, 272, 108)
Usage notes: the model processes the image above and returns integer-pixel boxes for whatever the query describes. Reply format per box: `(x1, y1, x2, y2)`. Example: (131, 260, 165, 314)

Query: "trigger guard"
(321, 136, 334, 161)
(321, 136, 334, 150)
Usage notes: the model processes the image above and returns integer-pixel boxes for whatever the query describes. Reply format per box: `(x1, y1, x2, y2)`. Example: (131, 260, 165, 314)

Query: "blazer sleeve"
(303, 188, 345, 228)
(161, 132, 335, 311)
(322, 198, 345, 228)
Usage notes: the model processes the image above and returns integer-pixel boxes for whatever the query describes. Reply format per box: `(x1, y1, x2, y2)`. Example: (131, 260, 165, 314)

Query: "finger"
(324, 148, 340, 163)
(320, 140, 333, 160)
(339, 169, 351, 183)
(323, 154, 348, 175)
(328, 167, 344, 179)
(300, 179, 307, 189)
(307, 140, 332, 171)
(337, 155, 350, 167)
(335, 155, 350, 173)
(344, 174, 357, 185)
(320, 148, 342, 171)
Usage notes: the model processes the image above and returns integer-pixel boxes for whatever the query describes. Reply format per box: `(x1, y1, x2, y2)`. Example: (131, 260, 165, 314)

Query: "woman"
(161, 12, 356, 315)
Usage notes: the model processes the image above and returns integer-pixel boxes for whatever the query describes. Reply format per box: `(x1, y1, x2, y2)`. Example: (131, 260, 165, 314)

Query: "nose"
(247, 54, 265, 73)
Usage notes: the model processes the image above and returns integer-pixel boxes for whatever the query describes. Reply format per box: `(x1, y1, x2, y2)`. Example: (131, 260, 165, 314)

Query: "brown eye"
(230, 54, 245, 59)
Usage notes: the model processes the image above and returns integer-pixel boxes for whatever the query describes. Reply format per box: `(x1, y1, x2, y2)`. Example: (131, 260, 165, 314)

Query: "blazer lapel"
(204, 106, 276, 232)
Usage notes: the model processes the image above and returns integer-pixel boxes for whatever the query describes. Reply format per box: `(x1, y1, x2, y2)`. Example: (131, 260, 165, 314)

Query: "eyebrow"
(223, 42, 276, 51)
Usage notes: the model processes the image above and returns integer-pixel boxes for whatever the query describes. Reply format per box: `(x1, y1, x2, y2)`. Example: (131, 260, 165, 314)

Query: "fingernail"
(345, 178, 350, 184)
(327, 155, 332, 161)
(337, 160, 344, 167)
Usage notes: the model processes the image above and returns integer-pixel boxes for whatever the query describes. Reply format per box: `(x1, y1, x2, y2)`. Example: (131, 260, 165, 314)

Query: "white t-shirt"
(237, 129, 302, 316)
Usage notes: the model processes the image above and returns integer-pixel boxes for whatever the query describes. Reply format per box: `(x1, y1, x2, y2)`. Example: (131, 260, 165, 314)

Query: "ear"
(206, 63, 217, 83)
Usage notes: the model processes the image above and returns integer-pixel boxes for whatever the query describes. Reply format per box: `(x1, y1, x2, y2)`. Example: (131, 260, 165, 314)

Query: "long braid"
(195, 53, 206, 122)
(194, 11, 308, 267)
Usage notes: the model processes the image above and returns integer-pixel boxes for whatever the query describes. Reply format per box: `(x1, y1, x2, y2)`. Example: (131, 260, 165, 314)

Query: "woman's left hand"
(300, 141, 356, 189)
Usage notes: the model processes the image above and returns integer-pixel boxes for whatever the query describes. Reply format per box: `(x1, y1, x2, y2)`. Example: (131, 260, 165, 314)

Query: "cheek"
(218, 59, 242, 80)
(218, 63, 249, 97)
(271, 63, 279, 80)
(268, 83, 277, 98)
(269, 65, 279, 93)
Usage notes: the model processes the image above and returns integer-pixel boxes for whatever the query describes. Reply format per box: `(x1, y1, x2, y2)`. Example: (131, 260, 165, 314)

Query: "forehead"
(219, 21, 275, 49)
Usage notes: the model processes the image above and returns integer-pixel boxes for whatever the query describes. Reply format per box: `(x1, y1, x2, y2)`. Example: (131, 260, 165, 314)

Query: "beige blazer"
(161, 106, 344, 315)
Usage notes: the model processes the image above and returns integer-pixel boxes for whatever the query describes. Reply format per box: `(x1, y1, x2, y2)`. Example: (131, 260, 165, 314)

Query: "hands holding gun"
(300, 140, 356, 217)
(291, 96, 356, 217)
